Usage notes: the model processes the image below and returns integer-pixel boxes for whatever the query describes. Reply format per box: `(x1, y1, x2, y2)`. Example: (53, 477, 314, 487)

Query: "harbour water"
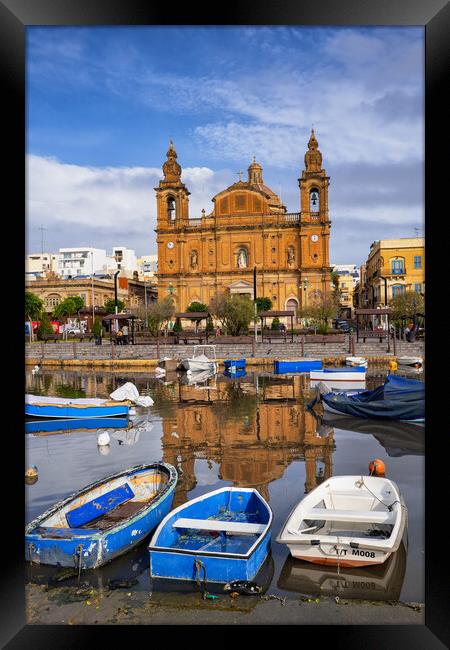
(25, 366, 424, 607)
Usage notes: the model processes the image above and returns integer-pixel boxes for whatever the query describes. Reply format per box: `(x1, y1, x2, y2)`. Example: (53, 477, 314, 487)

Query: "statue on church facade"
(237, 248, 248, 268)
(190, 249, 198, 270)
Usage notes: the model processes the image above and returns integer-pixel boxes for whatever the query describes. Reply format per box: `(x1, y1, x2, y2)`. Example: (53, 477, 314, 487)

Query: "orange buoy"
(369, 459, 386, 476)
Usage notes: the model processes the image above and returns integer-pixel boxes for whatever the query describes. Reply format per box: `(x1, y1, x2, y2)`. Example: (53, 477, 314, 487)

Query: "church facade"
(155, 131, 332, 316)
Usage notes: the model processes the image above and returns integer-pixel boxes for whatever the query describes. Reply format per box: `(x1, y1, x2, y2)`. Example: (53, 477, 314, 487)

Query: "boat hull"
(25, 416, 129, 435)
(285, 545, 391, 567)
(274, 360, 322, 374)
(310, 368, 366, 382)
(25, 403, 129, 419)
(224, 359, 246, 369)
(25, 463, 177, 569)
(149, 487, 272, 584)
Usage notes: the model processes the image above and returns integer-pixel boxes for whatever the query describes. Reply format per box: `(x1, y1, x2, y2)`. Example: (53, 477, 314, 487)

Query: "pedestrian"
(215, 326, 221, 337)
(116, 328, 123, 345)
(122, 323, 129, 345)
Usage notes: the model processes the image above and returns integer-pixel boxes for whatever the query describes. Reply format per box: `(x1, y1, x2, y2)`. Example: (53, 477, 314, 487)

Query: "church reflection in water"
(156, 372, 335, 509)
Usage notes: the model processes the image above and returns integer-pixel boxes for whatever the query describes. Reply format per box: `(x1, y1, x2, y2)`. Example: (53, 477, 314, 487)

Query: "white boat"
(309, 367, 366, 383)
(397, 356, 423, 369)
(276, 475, 407, 567)
(178, 345, 218, 373)
(310, 379, 366, 392)
(346, 356, 368, 367)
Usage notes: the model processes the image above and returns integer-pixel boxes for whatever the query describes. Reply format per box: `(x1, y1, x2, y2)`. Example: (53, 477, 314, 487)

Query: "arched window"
(392, 284, 406, 297)
(309, 188, 319, 213)
(167, 196, 176, 221)
(286, 298, 298, 314)
(45, 294, 61, 308)
(391, 258, 405, 275)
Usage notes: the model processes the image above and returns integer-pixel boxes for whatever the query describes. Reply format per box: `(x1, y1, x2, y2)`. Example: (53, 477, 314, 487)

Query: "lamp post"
(253, 265, 258, 344)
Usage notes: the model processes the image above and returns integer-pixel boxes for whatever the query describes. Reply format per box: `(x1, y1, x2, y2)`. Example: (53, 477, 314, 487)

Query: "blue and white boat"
(310, 366, 366, 383)
(321, 374, 425, 423)
(25, 394, 130, 419)
(25, 462, 177, 569)
(224, 358, 246, 370)
(25, 416, 129, 435)
(274, 360, 322, 374)
(223, 368, 247, 379)
(148, 486, 272, 584)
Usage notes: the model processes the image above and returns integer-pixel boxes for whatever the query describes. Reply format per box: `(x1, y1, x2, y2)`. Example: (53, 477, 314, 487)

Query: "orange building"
(155, 131, 332, 314)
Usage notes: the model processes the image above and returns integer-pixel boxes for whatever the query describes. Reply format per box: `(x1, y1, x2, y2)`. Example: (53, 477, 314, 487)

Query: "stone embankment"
(26, 338, 424, 368)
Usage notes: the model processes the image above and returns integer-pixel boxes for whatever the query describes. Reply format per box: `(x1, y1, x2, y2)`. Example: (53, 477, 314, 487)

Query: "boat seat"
(303, 508, 395, 524)
(172, 517, 266, 535)
(66, 483, 135, 528)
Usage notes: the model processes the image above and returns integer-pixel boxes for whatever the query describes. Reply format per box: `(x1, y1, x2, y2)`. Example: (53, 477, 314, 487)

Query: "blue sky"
(26, 26, 424, 264)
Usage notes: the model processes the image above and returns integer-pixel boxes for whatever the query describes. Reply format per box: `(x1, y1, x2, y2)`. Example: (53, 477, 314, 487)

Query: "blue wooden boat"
(25, 394, 129, 419)
(25, 462, 177, 569)
(148, 487, 272, 583)
(25, 417, 129, 435)
(274, 359, 322, 374)
(223, 368, 247, 379)
(224, 358, 246, 370)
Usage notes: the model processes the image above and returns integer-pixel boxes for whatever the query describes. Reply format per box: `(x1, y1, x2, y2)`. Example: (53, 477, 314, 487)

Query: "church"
(155, 130, 332, 316)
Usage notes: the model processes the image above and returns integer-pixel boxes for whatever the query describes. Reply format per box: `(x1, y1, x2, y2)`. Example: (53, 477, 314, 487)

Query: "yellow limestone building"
(155, 131, 332, 315)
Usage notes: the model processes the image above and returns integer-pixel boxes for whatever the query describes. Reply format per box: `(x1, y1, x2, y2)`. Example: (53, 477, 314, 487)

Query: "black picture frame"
(3, 0, 448, 646)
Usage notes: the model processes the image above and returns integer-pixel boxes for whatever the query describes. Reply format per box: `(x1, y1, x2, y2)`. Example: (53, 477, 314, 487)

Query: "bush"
(209, 293, 254, 336)
(172, 317, 183, 333)
(271, 317, 280, 330)
(35, 312, 54, 340)
(92, 316, 103, 338)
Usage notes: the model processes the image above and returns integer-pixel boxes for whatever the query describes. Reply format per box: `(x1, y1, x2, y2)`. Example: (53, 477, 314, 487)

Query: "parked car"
(333, 319, 356, 333)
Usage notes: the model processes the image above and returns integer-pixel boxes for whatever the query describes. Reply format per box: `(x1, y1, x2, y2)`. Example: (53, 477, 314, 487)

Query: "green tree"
(255, 297, 273, 313)
(53, 296, 84, 320)
(104, 298, 125, 314)
(92, 316, 103, 338)
(389, 291, 424, 320)
(209, 293, 254, 336)
(186, 301, 208, 331)
(298, 293, 339, 334)
(271, 317, 280, 330)
(172, 317, 183, 333)
(146, 297, 175, 335)
(25, 291, 44, 321)
(35, 311, 54, 340)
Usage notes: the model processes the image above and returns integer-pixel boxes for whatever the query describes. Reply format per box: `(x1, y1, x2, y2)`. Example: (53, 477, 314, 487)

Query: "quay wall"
(25, 339, 424, 368)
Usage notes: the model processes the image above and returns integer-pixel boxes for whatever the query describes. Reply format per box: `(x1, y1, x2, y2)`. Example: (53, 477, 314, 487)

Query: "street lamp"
(90, 251, 95, 331)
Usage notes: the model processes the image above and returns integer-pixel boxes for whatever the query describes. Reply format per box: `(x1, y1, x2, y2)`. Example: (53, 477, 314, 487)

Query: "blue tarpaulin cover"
(322, 374, 424, 421)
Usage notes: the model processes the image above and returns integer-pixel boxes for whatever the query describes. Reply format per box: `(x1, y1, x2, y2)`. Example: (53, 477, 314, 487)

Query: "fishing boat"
(25, 416, 130, 436)
(25, 394, 130, 419)
(397, 356, 423, 369)
(346, 356, 368, 367)
(178, 345, 218, 373)
(310, 366, 367, 383)
(25, 462, 177, 569)
(224, 358, 246, 370)
(274, 360, 322, 374)
(320, 374, 425, 423)
(148, 486, 272, 583)
(276, 475, 407, 567)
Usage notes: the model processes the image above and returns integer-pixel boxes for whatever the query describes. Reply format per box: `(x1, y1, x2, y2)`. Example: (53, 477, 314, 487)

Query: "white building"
(58, 247, 107, 278)
(331, 264, 360, 288)
(26, 252, 59, 280)
(105, 246, 139, 278)
(137, 254, 158, 280)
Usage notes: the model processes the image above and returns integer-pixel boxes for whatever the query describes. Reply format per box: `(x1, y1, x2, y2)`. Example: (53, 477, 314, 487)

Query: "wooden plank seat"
(262, 331, 289, 342)
(172, 517, 266, 535)
(212, 336, 254, 344)
(42, 333, 62, 342)
(303, 508, 395, 524)
(66, 483, 135, 528)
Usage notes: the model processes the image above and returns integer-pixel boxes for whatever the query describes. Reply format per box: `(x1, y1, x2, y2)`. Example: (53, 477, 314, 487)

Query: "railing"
(186, 212, 302, 226)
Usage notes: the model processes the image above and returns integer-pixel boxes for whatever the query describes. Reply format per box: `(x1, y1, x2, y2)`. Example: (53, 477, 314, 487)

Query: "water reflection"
(278, 542, 407, 601)
(25, 367, 424, 602)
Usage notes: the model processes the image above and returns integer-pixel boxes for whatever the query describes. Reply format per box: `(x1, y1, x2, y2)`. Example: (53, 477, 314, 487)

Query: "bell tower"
(155, 141, 190, 227)
(298, 130, 332, 303)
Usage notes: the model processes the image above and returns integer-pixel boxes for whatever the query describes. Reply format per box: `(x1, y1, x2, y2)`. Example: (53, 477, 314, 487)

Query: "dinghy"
(346, 356, 368, 367)
(224, 358, 246, 370)
(397, 356, 423, 369)
(274, 360, 322, 374)
(25, 462, 177, 569)
(179, 345, 218, 373)
(310, 366, 367, 383)
(320, 374, 425, 423)
(148, 486, 272, 583)
(25, 394, 130, 419)
(276, 475, 407, 567)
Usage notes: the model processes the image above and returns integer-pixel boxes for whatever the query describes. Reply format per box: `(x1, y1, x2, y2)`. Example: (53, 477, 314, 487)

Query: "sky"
(26, 26, 424, 265)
